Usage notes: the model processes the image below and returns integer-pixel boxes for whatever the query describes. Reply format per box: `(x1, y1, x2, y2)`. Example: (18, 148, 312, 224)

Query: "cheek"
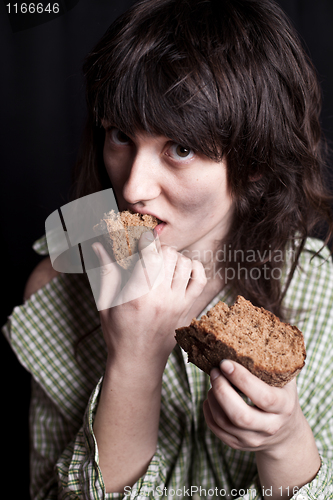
(173, 176, 232, 218)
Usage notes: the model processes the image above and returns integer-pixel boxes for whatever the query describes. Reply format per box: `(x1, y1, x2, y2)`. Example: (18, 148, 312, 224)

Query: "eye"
(110, 128, 131, 145)
(167, 143, 195, 162)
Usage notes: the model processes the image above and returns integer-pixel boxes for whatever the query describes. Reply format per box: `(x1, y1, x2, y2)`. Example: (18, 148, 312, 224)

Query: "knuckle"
(261, 389, 278, 410)
(191, 261, 208, 287)
(234, 411, 253, 429)
(182, 254, 192, 264)
(164, 248, 178, 266)
(177, 255, 192, 273)
(214, 414, 227, 430)
(193, 277, 207, 290)
(206, 405, 227, 431)
(193, 258, 204, 270)
(284, 400, 294, 418)
(151, 293, 165, 311)
(212, 377, 226, 396)
(266, 422, 280, 437)
(194, 258, 204, 269)
(195, 272, 208, 286)
(130, 297, 144, 312)
(163, 245, 177, 257)
(180, 256, 192, 269)
(200, 273, 208, 286)
(229, 437, 242, 450)
(100, 264, 113, 276)
(246, 435, 263, 449)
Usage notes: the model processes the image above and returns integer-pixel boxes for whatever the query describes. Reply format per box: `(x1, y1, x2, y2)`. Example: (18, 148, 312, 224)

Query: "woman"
(3, 0, 333, 498)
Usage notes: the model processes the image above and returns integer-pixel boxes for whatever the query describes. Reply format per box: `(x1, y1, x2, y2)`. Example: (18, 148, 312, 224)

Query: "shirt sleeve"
(30, 375, 169, 500)
(29, 378, 76, 500)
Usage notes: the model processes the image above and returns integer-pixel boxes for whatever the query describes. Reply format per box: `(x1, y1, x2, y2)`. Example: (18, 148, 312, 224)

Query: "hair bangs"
(100, 55, 224, 160)
(86, 0, 226, 161)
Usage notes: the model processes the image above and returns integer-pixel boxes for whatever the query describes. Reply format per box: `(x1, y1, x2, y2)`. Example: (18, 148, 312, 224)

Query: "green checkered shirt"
(2, 236, 333, 500)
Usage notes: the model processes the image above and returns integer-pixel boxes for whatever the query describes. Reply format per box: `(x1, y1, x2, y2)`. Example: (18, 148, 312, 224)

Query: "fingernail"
(210, 368, 220, 381)
(144, 231, 154, 241)
(220, 360, 234, 375)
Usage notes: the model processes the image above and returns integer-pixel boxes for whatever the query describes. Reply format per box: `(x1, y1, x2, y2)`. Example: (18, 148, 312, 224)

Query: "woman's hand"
(203, 359, 301, 453)
(203, 360, 320, 499)
(92, 232, 207, 376)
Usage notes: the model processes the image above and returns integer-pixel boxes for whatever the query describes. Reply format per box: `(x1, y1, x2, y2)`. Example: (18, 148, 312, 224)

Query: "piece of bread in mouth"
(93, 210, 158, 270)
(175, 295, 306, 387)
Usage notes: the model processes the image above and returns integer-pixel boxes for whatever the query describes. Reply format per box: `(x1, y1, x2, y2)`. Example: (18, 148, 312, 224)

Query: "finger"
(210, 368, 270, 432)
(185, 259, 207, 298)
(218, 360, 291, 414)
(92, 241, 113, 265)
(206, 388, 234, 431)
(137, 231, 164, 289)
(137, 230, 158, 254)
(111, 233, 157, 304)
(159, 245, 179, 285)
(203, 398, 240, 449)
(139, 232, 164, 288)
(115, 232, 166, 304)
(92, 242, 122, 311)
(171, 254, 193, 293)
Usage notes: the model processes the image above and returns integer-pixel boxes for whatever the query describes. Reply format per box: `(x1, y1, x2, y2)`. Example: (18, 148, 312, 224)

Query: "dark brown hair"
(71, 0, 333, 318)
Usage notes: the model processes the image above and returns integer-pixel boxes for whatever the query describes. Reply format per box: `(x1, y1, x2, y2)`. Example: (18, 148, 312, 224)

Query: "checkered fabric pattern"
(2, 236, 333, 500)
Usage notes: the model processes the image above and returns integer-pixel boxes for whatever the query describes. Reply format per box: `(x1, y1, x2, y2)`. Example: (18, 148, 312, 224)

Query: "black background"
(1, 1, 333, 498)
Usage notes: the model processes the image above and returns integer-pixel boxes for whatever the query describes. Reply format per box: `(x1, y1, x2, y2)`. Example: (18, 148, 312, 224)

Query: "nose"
(123, 147, 161, 205)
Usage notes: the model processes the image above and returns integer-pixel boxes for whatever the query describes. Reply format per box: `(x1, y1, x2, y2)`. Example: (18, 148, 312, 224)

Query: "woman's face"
(102, 124, 235, 259)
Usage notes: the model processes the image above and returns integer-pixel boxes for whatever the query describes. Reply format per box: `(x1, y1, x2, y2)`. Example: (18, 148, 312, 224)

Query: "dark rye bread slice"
(94, 210, 158, 270)
(175, 295, 306, 387)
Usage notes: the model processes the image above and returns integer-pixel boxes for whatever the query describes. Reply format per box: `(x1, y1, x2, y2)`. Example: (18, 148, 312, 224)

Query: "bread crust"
(175, 296, 306, 387)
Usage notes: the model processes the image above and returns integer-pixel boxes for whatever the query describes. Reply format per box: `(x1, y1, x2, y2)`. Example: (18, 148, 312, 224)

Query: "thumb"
(92, 241, 113, 265)
(137, 231, 164, 290)
(91, 242, 122, 311)
(137, 230, 157, 253)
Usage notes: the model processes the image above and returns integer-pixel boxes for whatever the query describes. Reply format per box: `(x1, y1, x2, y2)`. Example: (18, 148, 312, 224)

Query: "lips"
(154, 220, 166, 236)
